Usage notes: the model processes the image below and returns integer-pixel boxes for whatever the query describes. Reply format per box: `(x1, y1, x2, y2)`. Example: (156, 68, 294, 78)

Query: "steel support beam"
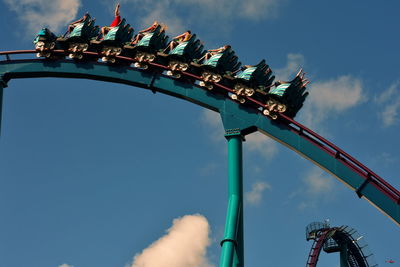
(340, 243, 350, 267)
(220, 132, 244, 267)
(0, 77, 6, 137)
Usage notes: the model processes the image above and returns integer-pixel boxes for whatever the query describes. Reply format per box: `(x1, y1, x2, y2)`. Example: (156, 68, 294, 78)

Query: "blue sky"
(1, 0, 400, 266)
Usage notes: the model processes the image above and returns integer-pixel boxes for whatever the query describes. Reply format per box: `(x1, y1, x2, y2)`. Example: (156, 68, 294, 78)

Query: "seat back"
(70, 23, 84, 38)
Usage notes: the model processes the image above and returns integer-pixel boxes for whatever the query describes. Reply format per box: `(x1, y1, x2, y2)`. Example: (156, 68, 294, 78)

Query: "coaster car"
(263, 69, 309, 119)
(190, 46, 241, 90)
(57, 13, 99, 59)
(33, 28, 59, 58)
(158, 34, 205, 78)
(227, 60, 275, 104)
(91, 18, 134, 63)
(123, 25, 168, 69)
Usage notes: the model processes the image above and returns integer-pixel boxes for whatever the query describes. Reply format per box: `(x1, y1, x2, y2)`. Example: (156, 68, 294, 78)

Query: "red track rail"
(1, 50, 400, 206)
(281, 114, 400, 204)
(306, 230, 330, 267)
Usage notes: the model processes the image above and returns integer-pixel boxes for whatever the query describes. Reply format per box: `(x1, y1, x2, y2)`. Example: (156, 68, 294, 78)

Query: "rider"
(64, 13, 90, 37)
(239, 61, 270, 77)
(199, 45, 231, 62)
(274, 70, 309, 88)
(100, 3, 121, 38)
(164, 30, 191, 53)
(126, 26, 134, 37)
(131, 20, 160, 45)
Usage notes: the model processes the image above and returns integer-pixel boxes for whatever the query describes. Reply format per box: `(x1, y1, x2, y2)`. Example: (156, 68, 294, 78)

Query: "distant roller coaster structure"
(306, 221, 378, 267)
(0, 13, 399, 267)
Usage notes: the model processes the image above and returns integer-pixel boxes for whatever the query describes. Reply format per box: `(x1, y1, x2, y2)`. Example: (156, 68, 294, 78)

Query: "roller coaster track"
(306, 225, 378, 267)
(0, 49, 399, 226)
(306, 229, 330, 266)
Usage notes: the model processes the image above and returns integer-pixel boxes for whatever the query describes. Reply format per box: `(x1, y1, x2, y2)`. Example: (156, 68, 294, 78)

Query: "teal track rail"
(0, 51, 399, 226)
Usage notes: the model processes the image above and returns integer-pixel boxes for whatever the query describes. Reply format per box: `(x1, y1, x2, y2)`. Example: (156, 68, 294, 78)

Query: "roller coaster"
(0, 11, 399, 267)
(306, 221, 378, 267)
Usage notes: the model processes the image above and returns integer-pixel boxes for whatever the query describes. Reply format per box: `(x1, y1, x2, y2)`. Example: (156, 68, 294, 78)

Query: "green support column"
(0, 77, 6, 137)
(340, 243, 350, 267)
(220, 132, 244, 267)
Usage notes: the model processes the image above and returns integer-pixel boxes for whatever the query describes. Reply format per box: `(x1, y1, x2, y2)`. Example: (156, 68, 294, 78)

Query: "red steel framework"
(307, 229, 330, 267)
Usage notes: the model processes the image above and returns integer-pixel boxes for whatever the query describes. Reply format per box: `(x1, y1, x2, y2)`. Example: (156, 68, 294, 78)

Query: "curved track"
(306, 228, 330, 266)
(0, 50, 399, 226)
(306, 223, 378, 267)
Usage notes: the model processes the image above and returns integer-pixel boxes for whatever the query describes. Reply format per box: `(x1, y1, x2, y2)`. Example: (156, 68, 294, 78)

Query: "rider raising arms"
(109, 3, 121, 27)
(101, 3, 121, 38)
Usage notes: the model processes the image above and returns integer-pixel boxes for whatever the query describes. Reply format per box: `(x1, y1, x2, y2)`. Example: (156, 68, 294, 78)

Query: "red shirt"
(110, 15, 121, 27)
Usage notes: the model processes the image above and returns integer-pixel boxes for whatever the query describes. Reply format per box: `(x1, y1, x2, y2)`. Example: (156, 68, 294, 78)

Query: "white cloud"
(374, 81, 400, 127)
(245, 181, 271, 205)
(58, 264, 73, 267)
(236, 0, 282, 19)
(294, 167, 336, 210)
(201, 110, 278, 160)
(201, 109, 224, 143)
(299, 75, 365, 131)
(373, 152, 398, 166)
(4, 0, 81, 35)
(273, 53, 365, 131)
(119, 0, 284, 35)
(303, 167, 334, 196)
(308, 76, 364, 112)
(275, 53, 305, 81)
(120, 0, 186, 35)
(380, 101, 400, 127)
(201, 109, 222, 129)
(246, 132, 278, 160)
(375, 82, 398, 104)
(199, 162, 219, 176)
(131, 214, 214, 267)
